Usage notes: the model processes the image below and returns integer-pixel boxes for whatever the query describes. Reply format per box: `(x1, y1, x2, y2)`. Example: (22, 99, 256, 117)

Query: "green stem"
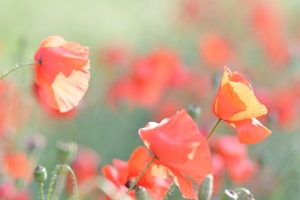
(39, 182, 45, 200)
(47, 165, 79, 200)
(0, 61, 38, 80)
(126, 156, 156, 194)
(206, 118, 222, 140)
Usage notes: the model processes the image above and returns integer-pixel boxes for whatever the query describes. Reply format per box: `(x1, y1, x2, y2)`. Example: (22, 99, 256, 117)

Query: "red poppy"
(34, 35, 90, 113)
(102, 146, 171, 200)
(138, 109, 212, 199)
(213, 67, 271, 144)
(0, 182, 30, 200)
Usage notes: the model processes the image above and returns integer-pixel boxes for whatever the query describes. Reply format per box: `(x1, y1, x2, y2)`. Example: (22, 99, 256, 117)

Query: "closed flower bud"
(198, 174, 213, 200)
(34, 165, 47, 183)
(57, 141, 78, 164)
(235, 188, 255, 200)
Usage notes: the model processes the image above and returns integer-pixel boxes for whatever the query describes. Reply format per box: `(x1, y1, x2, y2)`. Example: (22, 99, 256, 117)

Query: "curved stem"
(0, 61, 38, 80)
(47, 165, 79, 200)
(126, 156, 156, 194)
(206, 118, 222, 140)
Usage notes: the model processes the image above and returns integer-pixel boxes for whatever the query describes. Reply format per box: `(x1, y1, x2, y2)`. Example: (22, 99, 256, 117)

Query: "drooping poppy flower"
(34, 35, 90, 113)
(138, 109, 212, 199)
(102, 146, 171, 200)
(213, 66, 271, 144)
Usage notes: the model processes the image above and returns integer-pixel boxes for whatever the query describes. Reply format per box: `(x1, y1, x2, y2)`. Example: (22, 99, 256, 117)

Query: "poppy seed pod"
(34, 165, 47, 183)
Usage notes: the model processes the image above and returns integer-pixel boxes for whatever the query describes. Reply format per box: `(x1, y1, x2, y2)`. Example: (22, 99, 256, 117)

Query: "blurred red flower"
(34, 35, 90, 113)
(0, 182, 30, 200)
(211, 136, 257, 191)
(102, 146, 171, 200)
(3, 151, 33, 183)
(138, 109, 212, 199)
(0, 80, 30, 137)
(108, 49, 185, 108)
(251, 3, 289, 67)
(198, 32, 235, 68)
(213, 67, 271, 144)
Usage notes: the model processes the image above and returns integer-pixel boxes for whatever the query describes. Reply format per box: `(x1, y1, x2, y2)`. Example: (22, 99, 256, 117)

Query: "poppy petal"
(233, 118, 271, 144)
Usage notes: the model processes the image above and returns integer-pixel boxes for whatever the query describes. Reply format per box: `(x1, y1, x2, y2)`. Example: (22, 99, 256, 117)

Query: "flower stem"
(47, 165, 79, 200)
(0, 61, 38, 80)
(206, 118, 222, 140)
(39, 182, 45, 200)
(126, 156, 156, 194)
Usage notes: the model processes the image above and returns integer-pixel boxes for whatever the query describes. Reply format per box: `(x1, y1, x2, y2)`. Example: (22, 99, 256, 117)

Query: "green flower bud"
(57, 141, 78, 164)
(222, 190, 238, 200)
(198, 174, 213, 200)
(187, 104, 202, 120)
(135, 186, 149, 200)
(34, 165, 47, 183)
(235, 188, 255, 200)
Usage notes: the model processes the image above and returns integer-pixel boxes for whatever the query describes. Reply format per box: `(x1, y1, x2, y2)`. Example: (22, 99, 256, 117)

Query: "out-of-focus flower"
(0, 182, 30, 200)
(108, 49, 185, 108)
(102, 146, 171, 200)
(33, 35, 90, 113)
(198, 32, 235, 68)
(251, 3, 289, 67)
(139, 109, 212, 199)
(213, 67, 271, 144)
(98, 43, 131, 67)
(214, 136, 257, 182)
(0, 80, 30, 137)
(3, 151, 33, 183)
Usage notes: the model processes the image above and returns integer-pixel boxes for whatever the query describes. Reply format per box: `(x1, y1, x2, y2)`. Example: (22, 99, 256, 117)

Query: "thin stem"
(206, 118, 222, 140)
(39, 182, 45, 200)
(46, 165, 79, 200)
(0, 61, 38, 80)
(126, 156, 156, 194)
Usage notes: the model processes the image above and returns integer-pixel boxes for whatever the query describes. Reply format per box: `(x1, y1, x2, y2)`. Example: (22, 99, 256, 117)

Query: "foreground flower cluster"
(0, 32, 272, 199)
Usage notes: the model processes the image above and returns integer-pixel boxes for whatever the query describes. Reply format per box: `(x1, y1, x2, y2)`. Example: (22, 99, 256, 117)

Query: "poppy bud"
(235, 188, 255, 200)
(187, 104, 202, 120)
(34, 165, 47, 183)
(57, 141, 78, 164)
(198, 174, 213, 200)
(135, 186, 149, 200)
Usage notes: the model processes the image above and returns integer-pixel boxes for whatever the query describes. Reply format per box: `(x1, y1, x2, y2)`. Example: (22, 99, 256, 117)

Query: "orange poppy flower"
(138, 109, 212, 199)
(213, 67, 271, 144)
(102, 146, 171, 200)
(34, 35, 90, 113)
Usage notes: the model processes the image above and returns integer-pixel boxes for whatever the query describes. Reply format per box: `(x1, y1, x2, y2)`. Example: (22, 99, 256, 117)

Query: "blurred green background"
(1, 0, 300, 199)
